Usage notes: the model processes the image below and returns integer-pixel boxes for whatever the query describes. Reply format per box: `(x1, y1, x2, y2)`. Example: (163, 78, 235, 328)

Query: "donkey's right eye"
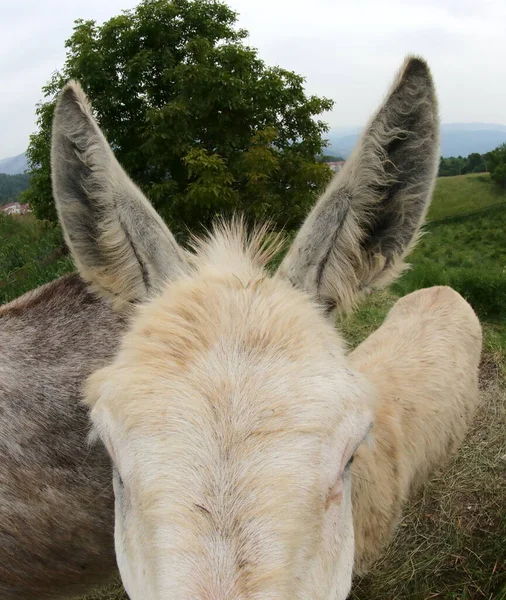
(344, 454, 355, 471)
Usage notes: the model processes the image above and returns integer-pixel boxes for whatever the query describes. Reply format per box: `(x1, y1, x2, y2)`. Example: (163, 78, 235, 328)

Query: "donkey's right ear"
(51, 81, 188, 310)
(277, 57, 439, 313)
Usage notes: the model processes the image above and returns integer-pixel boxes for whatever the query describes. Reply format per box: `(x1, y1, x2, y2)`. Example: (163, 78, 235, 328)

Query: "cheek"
(329, 482, 355, 598)
(322, 476, 354, 560)
(310, 480, 354, 600)
(323, 476, 354, 566)
(331, 513, 355, 600)
(113, 485, 140, 597)
(113, 486, 158, 599)
(114, 506, 132, 596)
(113, 492, 130, 581)
(326, 476, 344, 510)
(326, 466, 354, 511)
(114, 504, 147, 600)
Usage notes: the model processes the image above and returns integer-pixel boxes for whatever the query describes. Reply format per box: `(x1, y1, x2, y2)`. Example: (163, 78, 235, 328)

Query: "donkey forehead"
(88, 267, 372, 452)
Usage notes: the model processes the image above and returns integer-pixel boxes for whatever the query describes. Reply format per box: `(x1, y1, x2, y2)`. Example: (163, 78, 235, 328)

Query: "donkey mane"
(188, 219, 286, 275)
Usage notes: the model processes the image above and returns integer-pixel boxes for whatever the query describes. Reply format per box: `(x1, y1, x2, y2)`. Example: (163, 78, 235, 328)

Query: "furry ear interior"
(278, 56, 440, 312)
(51, 81, 188, 310)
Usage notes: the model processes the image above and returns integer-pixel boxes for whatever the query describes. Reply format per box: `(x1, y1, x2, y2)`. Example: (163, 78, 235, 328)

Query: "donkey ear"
(277, 56, 439, 312)
(51, 81, 188, 310)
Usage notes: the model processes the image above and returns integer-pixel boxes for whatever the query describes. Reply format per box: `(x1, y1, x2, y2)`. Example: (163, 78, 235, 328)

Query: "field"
(0, 213, 72, 304)
(1, 173, 505, 599)
(429, 173, 506, 221)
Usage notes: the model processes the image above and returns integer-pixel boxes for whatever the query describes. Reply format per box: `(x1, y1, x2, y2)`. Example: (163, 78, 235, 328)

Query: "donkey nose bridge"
(195, 592, 288, 600)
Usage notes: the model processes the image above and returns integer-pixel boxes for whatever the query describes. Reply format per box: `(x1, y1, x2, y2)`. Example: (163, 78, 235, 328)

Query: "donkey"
(0, 55, 470, 600)
(60, 55, 440, 600)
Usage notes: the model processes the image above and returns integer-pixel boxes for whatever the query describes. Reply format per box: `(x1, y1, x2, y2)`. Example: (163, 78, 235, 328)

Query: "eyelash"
(344, 421, 373, 473)
(345, 454, 355, 471)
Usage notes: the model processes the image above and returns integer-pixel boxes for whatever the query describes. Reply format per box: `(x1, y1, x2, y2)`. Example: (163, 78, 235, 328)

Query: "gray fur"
(0, 276, 122, 599)
(51, 82, 188, 311)
(278, 56, 440, 312)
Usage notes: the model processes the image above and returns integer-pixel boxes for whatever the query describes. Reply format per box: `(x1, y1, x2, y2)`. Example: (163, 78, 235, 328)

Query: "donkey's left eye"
(345, 454, 355, 469)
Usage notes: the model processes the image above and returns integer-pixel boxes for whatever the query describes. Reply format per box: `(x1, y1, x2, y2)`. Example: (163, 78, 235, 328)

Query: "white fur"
(86, 240, 374, 600)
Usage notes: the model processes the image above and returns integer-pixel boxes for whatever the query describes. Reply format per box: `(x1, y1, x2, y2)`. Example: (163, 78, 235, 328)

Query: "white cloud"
(1, 0, 505, 159)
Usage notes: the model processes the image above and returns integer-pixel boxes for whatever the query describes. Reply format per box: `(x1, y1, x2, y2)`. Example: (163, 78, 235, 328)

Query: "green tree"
(0, 174, 30, 206)
(486, 143, 506, 188)
(438, 156, 463, 177)
(464, 152, 486, 174)
(318, 154, 345, 163)
(25, 0, 333, 235)
(438, 153, 487, 177)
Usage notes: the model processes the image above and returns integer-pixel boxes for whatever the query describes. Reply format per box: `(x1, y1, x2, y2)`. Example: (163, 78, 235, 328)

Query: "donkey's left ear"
(278, 56, 439, 312)
(51, 81, 188, 311)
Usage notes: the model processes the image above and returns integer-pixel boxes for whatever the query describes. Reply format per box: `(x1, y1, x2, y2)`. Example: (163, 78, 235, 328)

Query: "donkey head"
(51, 56, 438, 600)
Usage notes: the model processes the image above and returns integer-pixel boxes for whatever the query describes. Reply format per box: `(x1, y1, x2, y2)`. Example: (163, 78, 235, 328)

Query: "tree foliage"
(485, 143, 506, 188)
(0, 173, 29, 206)
(25, 0, 334, 235)
(438, 153, 487, 177)
(318, 154, 345, 163)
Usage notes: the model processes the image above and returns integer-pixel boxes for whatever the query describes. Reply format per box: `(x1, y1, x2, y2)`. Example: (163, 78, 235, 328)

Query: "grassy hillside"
(0, 214, 72, 304)
(395, 205, 506, 357)
(429, 172, 506, 221)
(0, 174, 504, 600)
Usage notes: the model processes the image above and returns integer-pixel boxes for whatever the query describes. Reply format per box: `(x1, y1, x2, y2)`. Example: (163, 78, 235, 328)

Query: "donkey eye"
(344, 454, 355, 471)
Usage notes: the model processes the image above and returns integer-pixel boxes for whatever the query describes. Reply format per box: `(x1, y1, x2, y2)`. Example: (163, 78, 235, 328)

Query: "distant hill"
(0, 153, 28, 175)
(325, 123, 506, 158)
(0, 173, 30, 206)
(3, 123, 506, 174)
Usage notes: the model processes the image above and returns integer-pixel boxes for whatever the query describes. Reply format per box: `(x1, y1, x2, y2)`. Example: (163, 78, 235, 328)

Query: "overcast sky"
(1, 0, 506, 159)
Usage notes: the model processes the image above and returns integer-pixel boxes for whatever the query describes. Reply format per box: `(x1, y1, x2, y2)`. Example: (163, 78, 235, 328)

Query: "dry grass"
(82, 582, 126, 600)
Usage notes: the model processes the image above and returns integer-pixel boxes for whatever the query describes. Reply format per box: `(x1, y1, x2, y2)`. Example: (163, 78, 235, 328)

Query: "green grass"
(0, 174, 504, 600)
(393, 203, 506, 364)
(0, 213, 73, 304)
(428, 173, 506, 221)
